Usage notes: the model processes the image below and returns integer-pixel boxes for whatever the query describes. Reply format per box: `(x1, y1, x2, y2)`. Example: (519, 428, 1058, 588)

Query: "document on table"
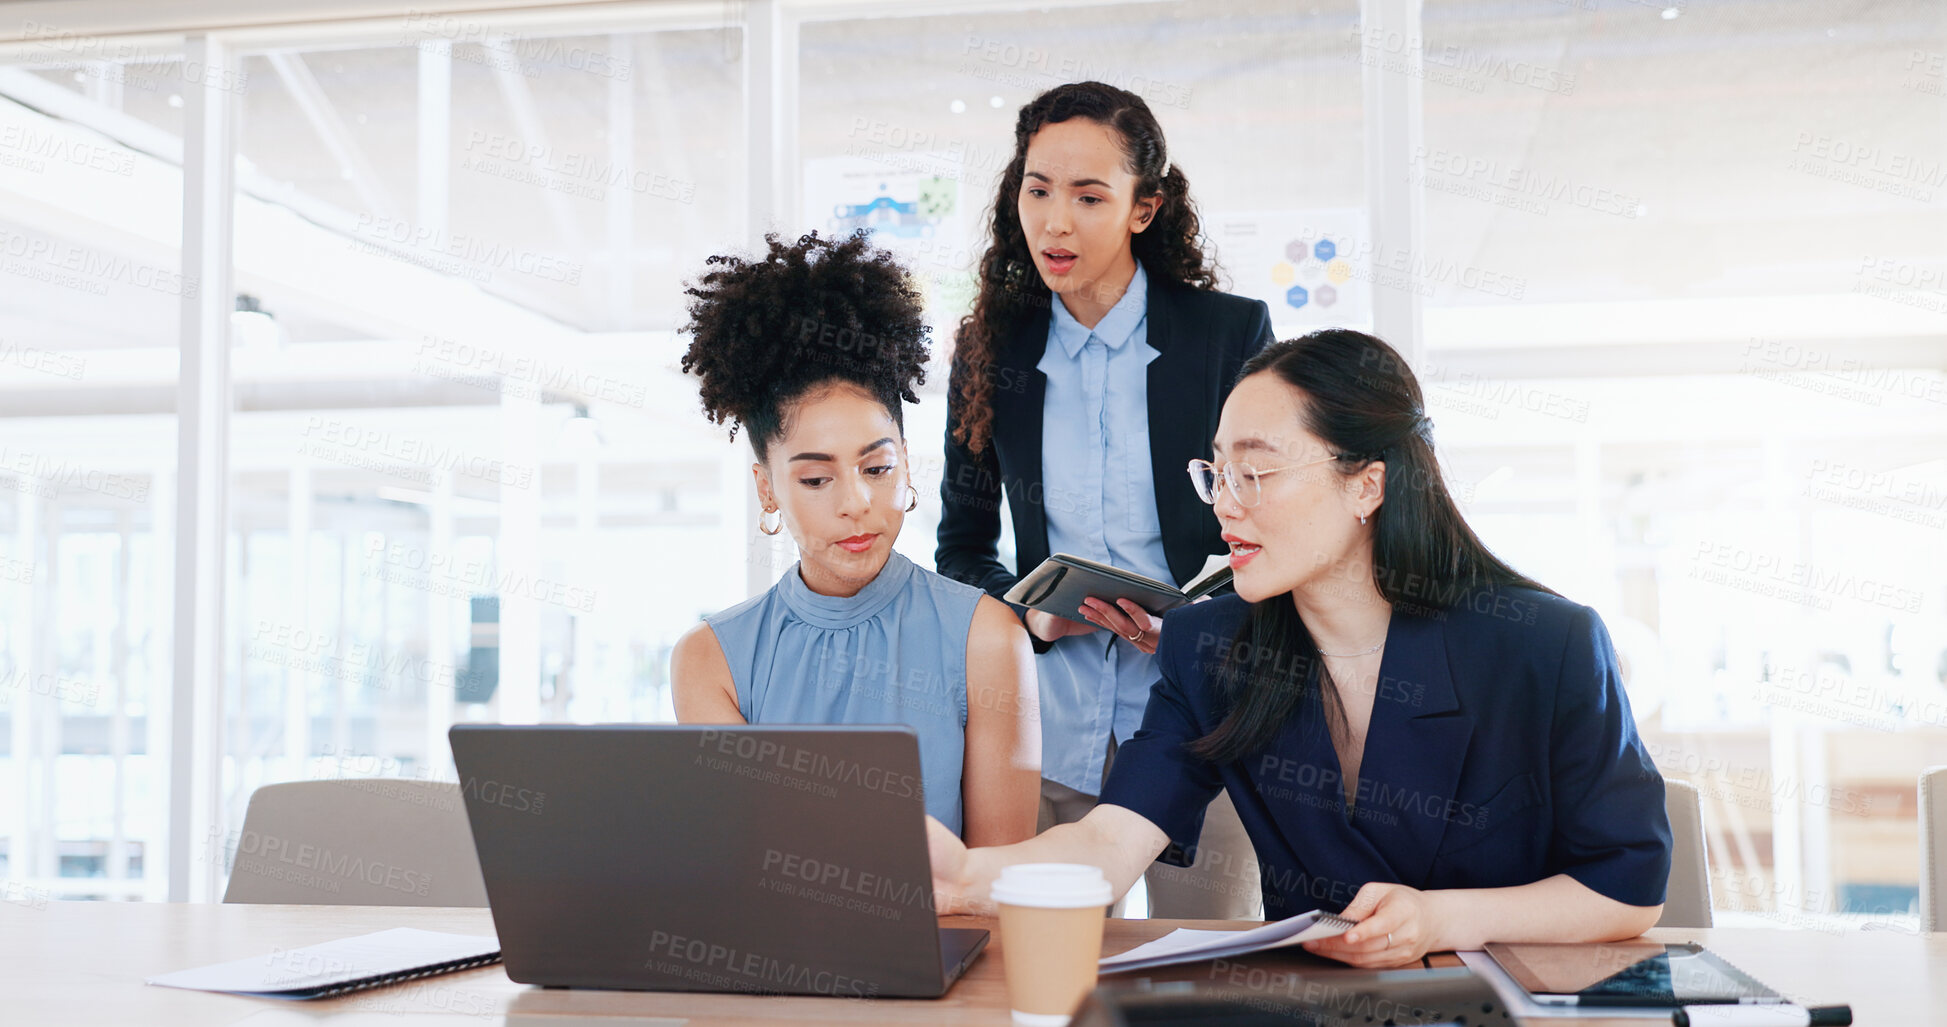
(1098, 909, 1357, 973)
(147, 927, 501, 999)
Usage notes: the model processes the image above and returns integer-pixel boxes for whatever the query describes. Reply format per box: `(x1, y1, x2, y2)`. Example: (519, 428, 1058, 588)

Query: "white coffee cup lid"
(990, 862, 1113, 909)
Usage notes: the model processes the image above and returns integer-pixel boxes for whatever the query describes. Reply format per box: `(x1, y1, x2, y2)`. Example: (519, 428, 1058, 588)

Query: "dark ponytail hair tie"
(1387, 411, 1433, 451)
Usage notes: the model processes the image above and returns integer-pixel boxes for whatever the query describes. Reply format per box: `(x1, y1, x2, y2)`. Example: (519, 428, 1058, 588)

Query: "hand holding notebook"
(1097, 909, 1356, 973)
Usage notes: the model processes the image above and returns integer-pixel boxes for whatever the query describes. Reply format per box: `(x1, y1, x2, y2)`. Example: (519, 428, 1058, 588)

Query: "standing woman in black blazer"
(936, 81, 1273, 918)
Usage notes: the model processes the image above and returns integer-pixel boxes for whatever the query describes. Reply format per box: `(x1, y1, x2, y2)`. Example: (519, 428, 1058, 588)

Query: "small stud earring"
(1358, 514, 1367, 526)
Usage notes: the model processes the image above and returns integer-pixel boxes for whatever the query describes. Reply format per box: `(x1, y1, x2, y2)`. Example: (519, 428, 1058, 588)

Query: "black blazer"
(936, 269, 1274, 648)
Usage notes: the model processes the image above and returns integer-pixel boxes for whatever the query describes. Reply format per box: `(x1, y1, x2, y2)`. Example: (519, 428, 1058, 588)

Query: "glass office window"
(1418, 0, 1947, 926)
(0, 46, 185, 900)
(214, 25, 746, 900)
(4, 1, 1939, 919)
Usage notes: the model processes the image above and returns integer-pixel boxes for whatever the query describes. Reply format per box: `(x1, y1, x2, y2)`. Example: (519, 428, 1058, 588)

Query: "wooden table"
(5, 902, 1940, 1025)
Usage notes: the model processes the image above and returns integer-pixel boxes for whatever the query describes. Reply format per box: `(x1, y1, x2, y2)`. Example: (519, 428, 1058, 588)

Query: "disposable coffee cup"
(992, 863, 1114, 1027)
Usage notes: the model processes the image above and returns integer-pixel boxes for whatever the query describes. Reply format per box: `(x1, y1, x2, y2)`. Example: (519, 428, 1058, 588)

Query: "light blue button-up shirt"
(1036, 262, 1175, 796)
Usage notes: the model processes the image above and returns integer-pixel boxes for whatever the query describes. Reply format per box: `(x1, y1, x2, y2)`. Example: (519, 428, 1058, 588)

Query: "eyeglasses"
(1186, 455, 1338, 508)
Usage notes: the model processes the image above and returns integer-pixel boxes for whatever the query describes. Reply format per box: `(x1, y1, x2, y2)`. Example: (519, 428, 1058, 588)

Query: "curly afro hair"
(680, 229, 932, 463)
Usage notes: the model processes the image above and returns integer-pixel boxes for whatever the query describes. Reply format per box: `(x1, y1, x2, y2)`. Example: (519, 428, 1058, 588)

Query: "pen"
(1672, 1004, 1852, 1027)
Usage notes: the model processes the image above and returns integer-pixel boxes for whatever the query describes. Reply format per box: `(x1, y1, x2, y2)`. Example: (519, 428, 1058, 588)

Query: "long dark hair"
(1189, 330, 1556, 763)
(949, 80, 1221, 455)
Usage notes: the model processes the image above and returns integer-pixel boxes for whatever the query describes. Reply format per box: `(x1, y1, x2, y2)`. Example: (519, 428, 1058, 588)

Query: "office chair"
(221, 778, 489, 906)
(1655, 778, 1713, 928)
(1922, 766, 1947, 932)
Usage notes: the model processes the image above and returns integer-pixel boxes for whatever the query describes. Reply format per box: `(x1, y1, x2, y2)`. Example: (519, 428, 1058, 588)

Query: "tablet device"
(1483, 942, 1784, 1008)
(1004, 552, 1231, 619)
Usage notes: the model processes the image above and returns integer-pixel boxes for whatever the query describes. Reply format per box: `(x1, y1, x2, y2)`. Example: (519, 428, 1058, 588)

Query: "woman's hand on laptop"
(926, 815, 994, 917)
(926, 806, 1170, 922)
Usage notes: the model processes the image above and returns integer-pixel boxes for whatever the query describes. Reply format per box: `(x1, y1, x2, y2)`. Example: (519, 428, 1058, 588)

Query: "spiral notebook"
(146, 928, 501, 1000)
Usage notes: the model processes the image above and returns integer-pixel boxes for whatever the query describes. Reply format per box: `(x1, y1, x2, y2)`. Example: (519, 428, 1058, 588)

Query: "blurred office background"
(0, 0, 1941, 924)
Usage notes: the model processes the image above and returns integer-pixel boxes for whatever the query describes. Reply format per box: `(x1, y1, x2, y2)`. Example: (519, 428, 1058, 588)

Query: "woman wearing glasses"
(672, 230, 1041, 846)
(928, 330, 1673, 966)
(936, 81, 1274, 916)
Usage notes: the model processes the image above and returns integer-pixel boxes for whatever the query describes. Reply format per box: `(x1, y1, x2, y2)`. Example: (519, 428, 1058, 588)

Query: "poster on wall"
(1206, 209, 1372, 330)
(802, 156, 980, 324)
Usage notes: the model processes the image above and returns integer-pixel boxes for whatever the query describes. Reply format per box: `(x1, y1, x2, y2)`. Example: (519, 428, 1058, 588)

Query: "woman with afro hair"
(935, 82, 1274, 915)
(672, 229, 1040, 846)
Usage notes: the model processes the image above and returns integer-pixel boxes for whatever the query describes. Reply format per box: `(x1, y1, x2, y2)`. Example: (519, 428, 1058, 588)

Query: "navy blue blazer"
(1098, 588, 1672, 919)
(935, 269, 1273, 651)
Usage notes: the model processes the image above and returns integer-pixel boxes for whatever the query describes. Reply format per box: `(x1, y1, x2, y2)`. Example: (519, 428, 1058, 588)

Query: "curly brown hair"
(950, 81, 1223, 454)
(680, 230, 931, 463)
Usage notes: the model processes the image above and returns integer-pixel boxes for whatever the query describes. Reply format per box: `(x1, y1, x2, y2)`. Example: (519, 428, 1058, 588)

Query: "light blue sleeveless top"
(705, 551, 982, 836)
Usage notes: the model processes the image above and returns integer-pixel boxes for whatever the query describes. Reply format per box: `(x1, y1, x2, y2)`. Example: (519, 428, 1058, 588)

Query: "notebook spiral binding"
(301, 951, 503, 1000)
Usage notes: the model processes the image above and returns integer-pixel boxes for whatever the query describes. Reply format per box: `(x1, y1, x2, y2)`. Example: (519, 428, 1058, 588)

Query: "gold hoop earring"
(759, 508, 783, 535)
(904, 485, 919, 513)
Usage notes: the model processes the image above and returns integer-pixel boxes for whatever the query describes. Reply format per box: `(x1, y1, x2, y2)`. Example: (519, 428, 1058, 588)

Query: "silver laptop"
(448, 724, 988, 998)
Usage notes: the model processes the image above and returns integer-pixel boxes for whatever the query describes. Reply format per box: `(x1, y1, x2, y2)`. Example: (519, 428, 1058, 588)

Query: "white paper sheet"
(1098, 910, 1354, 973)
(147, 927, 500, 998)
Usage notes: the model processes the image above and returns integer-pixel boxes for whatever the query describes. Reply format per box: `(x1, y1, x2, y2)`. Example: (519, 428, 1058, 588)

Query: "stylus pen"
(1672, 1004, 1852, 1027)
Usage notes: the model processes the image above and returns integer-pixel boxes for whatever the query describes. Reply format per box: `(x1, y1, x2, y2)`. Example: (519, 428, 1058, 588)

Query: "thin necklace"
(1316, 639, 1384, 658)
